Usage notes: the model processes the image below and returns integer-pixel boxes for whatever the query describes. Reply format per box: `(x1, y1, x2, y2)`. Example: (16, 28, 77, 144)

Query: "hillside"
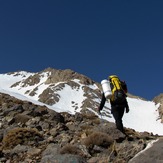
(0, 92, 159, 162)
(0, 68, 163, 162)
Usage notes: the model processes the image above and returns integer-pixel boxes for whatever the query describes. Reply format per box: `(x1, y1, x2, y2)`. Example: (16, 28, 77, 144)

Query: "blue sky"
(0, 0, 163, 100)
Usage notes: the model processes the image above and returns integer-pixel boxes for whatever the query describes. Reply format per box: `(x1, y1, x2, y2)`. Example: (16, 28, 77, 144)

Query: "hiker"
(98, 75, 129, 134)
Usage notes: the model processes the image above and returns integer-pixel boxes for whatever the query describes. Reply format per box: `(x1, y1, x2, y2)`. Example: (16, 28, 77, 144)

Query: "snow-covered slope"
(0, 70, 162, 135)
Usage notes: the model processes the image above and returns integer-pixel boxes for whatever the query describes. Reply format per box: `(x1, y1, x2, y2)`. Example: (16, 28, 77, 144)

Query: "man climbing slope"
(98, 75, 129, 134)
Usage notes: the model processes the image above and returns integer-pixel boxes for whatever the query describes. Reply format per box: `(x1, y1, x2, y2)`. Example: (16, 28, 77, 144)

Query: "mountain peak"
(0, 68, 163, 135)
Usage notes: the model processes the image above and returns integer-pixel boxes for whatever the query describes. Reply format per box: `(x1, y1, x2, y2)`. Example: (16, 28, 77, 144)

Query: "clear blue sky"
(0, 0, 163, 100)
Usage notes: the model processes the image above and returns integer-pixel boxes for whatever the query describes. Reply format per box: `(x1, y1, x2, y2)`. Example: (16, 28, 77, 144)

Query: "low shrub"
(2, 127, 43, 149)
(83, 131, 114, 148)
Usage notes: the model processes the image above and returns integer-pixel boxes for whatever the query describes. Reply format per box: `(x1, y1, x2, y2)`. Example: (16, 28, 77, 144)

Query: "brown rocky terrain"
(129, 138, 163, 163)
(0, 92, 159, 163)
(153, 94, 163, 123)
(9, 68, 101, 111)
(1, 68, 163, 162)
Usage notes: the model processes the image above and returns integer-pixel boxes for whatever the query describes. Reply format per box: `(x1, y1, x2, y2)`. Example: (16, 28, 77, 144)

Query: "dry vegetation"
(82, 131, 114, 148)
(2, 128, 43, 150)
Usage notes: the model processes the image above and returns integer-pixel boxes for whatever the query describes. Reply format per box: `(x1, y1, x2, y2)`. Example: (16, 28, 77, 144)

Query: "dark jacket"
(99, 93, 129, 113)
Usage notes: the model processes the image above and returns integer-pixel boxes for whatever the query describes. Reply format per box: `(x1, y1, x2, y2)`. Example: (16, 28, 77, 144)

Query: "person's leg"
(112, 107, 125, 133)
(119, 107, 125, 120)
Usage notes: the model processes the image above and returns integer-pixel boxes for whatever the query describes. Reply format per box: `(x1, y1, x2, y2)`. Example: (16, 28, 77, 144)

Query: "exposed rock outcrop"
(9, 68, 99, 108)
(0, 93, 159, 163)
(153, 94, 163, 122)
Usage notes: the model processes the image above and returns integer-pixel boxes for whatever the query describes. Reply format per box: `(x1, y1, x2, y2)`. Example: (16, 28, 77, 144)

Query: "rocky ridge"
(153, 94, 163, 123)
(0, 92, 159, 163)
(8, 68, 101, 112)
(0, 67, 163, 162)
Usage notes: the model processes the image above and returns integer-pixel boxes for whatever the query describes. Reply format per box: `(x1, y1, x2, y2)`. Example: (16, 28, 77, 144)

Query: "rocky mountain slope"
(0, 67, 163, 162)
(153, 94, 163, 123)
(3, 68, 101, 114)
(4, 68, 140, 112)
(0, 92, 159, 163)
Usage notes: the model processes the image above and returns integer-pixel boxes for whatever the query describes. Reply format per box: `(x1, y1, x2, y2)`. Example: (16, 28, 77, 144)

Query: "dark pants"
(111, 106, 125, 133)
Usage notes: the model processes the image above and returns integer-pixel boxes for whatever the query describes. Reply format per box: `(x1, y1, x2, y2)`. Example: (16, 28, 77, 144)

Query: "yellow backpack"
(109, 75, 126, 103)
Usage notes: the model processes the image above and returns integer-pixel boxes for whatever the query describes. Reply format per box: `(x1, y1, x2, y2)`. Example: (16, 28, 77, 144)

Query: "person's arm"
(98, 93, 106, 111)
(125, 99, 129, 113)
